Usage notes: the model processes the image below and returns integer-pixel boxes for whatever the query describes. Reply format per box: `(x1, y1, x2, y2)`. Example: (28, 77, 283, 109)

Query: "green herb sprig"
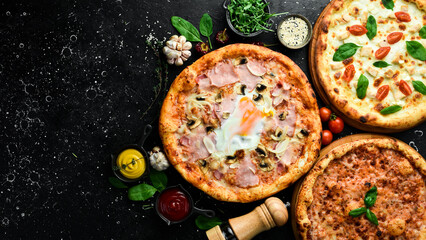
(227, 0, 287, 34)
(171, 13, 214, 48)
(349, 186, 379, 225)
(109, 170, 168, 202)
(195, 215, 223, 230)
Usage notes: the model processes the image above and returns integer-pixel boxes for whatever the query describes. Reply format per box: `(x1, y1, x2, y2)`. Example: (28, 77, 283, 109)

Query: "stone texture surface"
(0, 0, 424, 239)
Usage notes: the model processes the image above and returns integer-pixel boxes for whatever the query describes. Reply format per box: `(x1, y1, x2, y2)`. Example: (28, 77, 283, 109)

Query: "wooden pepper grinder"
(206, 197, 288, 240)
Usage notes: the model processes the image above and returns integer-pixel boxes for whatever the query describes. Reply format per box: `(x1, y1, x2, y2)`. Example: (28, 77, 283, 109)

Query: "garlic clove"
(176, 43, 182, 51)
(181, 56, 188, 61)
(182, 50, 191, 59)
(167, 58, 175, 65)
(166, 40, 177, 50)
(165, 49, 179, 59)
(175, 57, 184, 66)
(178, 35, 186, 44)
(163, 46, 171, 55)
(183, 42, 192, 50)
(170, 35, 179, 41)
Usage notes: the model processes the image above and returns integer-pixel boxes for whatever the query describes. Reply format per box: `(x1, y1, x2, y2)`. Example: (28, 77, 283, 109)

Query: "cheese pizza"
(159, 44, 321, 202)
(295, 138, 426, 239)
(315, 0, 426, 130)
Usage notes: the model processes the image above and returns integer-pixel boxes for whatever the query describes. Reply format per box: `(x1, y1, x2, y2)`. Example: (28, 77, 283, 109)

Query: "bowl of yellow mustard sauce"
(111, 125, 152, 182)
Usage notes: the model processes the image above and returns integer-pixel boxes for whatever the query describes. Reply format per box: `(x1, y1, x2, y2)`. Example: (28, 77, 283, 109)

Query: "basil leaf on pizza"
(406, 41, 426, 61)
(373, 61, 391, 68)
(364, 186, 377, 208)
(413, 81, 426, 95)
(171, 16, 203, 42)
(381, 0, 394, 10)
(366, 16, 377, 40)
(366, 209, 379, 226)
(420, 26, 426, 39)
(356, 74, 369, 99)
(349, 207, 367, 217)
(333, 43, 361, 61)
(380, 105, 402, 115)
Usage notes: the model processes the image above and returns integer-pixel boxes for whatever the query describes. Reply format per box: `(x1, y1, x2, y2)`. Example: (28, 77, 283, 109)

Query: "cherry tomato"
(375, 47, 391, 59)
(399, 80, 412, 96)
(328, 115, 344, 134)
(342, 64, 356, 82)
(395, 12, 411, 22)
(387, 32, 403, 44)
(376, 85, 390, 101)
(319, 107, 332, 122)
(322, 130, 333, 146)
(348, 25, 368, 36)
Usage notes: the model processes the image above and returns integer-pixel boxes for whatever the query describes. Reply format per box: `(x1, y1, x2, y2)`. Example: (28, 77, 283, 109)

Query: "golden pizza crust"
(314, 0, 426, 131)
(294, 138, 426, 239)
(159, 44, 321, 202)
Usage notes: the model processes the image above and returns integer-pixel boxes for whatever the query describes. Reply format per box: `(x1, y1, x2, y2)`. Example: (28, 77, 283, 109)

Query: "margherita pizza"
(295, 137, 426, 239)
(315, 0, 426, 130)
(159, 44, 321, 202)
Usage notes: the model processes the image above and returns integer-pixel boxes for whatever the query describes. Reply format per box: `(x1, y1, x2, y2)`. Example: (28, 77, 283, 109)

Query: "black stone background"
(0, 0, 424, 239)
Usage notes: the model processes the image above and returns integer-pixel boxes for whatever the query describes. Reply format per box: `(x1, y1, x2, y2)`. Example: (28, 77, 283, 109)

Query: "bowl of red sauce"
(155, 185, 215, 225)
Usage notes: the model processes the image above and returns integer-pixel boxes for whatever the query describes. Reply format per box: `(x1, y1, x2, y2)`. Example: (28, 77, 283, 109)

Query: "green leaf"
(366, 209, 379, 226)
(333, 43, 361, 61)
(380, 105, 402, 115)
(171, 16, 202, 42)
(108, 177, 128, 189)
(364, 186, 378, 208)
(366, 16, 377, 40)
(199, 13, 213, 38)
(128, 183, 157, 201)
(349, 207, 367, 217)
(406, 41, 426, 61)
(195, 215, 223, 230)
(419, 26, 426, 39)
(149, 169, 168, 191)
(413, 81, 426, 95)
(381, 0, 394, 10)
(356, 74, 369, 99)
(373, 61, 391, 68)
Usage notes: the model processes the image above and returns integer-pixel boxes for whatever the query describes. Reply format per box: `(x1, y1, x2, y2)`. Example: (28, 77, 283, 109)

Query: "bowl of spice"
(223, 0, 286, 37)
(277, 14, 312, 49)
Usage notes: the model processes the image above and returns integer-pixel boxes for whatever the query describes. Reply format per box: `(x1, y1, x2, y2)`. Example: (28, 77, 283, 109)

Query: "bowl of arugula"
(223, 0, 286, 37)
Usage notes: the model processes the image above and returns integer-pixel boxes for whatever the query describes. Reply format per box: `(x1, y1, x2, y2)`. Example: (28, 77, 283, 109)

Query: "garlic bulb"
(163, 35, 192, 66)
(149, 146, 169, 171)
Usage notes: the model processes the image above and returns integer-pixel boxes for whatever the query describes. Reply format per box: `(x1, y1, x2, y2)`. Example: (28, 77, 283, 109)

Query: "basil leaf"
(406, 41, 426, 61)
(349, 207, 367, 217)
(373, 61, 391, 68)
(364, 186, 378, 208)
(333, 43, 361, 61)
(195, 215, 222, 230)
(171, 16, 202, 42)
(420, 26, 426, 39)
(413, 81, 426, 95)
(381, 0, 394, 10)
(366, 16, 377, 40)
(108, 177, 128, 189)
(366, 209, 379, 226)
(380, 105, 402, 115)
(128, 183, 157, 201)
(199, 13, 213, 38)
(149, 169, 167, 191)
(356, 74, 369, 99)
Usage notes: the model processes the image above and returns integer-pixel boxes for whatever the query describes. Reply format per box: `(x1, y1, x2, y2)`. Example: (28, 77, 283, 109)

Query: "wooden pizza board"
(289, 133, 418, 240)
(308, 0, 418, 133)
